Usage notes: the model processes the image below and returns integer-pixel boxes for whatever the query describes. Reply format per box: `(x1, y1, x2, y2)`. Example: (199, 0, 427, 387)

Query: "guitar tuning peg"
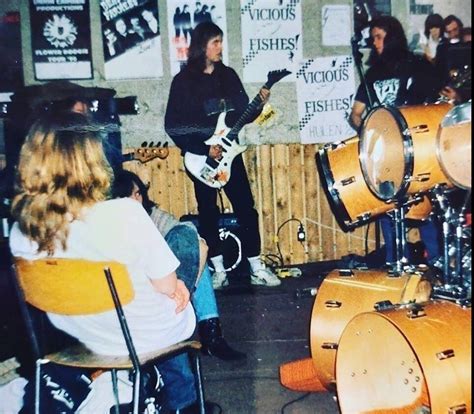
(163, 141, 169, 148)
(141, 141, 148, 147)
(156, 141, 162, 147)
(148, 141, 155, 147)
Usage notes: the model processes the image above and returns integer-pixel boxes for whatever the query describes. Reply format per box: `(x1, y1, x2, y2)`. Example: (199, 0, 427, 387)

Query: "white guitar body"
(183, 69, 291, 188)
(184, 111, 247, 189)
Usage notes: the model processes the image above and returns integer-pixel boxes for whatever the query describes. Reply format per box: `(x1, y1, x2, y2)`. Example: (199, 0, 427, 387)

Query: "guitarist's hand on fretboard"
(258, 87, 271, 106)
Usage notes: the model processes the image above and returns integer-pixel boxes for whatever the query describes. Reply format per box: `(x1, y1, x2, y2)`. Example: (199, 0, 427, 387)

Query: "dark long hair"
(424, 13, 444, 39)
(111, 170, 155, 214)
(186, 21, 223, 73)
(367, 15, 409, 66)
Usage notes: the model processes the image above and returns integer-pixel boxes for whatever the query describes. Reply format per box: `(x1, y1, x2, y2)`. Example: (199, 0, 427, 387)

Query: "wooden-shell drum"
(316, 137, 432, 232)
(437, 101, 472, 189)
(309, 268, 432, 391)
(359, 102, 453, 201)
(336, 300, 471, 413)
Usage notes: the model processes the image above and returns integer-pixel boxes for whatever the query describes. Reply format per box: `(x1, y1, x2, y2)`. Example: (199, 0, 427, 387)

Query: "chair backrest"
(14, 258, 135, 315)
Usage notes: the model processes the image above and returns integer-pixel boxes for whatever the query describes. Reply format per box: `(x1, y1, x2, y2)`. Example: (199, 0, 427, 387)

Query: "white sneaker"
(212, 271, 229, 289)
(251, 268, 281, 286)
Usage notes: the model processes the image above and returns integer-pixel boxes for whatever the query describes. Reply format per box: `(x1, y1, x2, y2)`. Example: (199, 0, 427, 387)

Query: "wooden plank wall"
(124, 144, 378, 265)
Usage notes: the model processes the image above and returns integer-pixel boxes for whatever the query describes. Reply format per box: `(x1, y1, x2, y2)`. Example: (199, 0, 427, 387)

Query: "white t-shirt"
(9, 198, 196, 356)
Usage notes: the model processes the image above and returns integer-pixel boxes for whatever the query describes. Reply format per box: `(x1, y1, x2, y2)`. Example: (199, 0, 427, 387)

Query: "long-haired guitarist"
(165, 22, 281, 289)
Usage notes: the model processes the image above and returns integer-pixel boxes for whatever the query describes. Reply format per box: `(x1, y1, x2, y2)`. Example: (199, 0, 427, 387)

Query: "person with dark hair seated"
(112, 170, 246, 361)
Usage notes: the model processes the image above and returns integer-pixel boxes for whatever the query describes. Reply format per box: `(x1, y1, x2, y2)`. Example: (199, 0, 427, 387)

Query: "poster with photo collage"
(100, 0, 163, 80)
(166, 0, 228, 76)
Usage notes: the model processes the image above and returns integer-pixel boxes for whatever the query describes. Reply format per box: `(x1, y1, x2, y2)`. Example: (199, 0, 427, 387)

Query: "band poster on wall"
(296, 56, 356, 144)
(0, 12, 23, 96)
(166, 0, 228, 76)
(100, 0, 163, 80)
(29, 0, 92, 80)
(240, 0, 303, 83)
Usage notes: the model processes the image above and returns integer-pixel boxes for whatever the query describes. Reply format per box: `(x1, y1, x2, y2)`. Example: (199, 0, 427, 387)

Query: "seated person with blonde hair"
(9, 112, 202, 413)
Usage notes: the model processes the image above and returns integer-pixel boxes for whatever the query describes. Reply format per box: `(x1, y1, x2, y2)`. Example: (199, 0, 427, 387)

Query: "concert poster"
(296, 56, 356, 144)
(166, 0, 228, 76)
(100, 0, 163, 80)
(0, 12, 23, 95)
(29, 0, 93, 80)
(240, 0, 302, 83)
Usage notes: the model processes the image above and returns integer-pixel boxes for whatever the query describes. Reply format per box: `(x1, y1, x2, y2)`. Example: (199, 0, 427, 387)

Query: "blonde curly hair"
(11, 112, 113, 254)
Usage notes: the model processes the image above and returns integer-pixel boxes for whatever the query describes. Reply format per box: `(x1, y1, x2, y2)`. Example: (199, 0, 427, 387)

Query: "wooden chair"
(11, 258, 206, 414)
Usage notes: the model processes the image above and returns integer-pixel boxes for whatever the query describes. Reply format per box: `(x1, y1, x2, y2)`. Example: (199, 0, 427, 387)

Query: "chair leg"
(34, 359, 49, 414)
(191, 353, 206, 414)
(111, 369, 120, 414)
(132, 369, 141, 414)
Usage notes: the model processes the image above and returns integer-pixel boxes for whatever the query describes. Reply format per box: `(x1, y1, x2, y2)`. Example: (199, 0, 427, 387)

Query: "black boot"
(198, 318, 246, 361)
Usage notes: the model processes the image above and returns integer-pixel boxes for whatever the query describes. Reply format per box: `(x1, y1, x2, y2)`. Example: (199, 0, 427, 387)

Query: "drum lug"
(340, 176, 355, 186)
(321, 342, 338, 350)
(406, 304, 426, 319)
(436, 349, 455, 360)
(324, 300, 342, 308)
(338, 269, 354, 277)
(448, 404, 467, 414)
(374, 300, 394, 311)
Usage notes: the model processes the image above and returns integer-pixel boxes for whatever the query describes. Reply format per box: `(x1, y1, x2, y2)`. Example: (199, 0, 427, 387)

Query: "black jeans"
(190, 155, 261, 259)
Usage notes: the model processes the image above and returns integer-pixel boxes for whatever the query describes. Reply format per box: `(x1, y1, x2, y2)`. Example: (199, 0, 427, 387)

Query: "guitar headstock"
(265, 69, 292, 88)
(123, 143, 169, 164)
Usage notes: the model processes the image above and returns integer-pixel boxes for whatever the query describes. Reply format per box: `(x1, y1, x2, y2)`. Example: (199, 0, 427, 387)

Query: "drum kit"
(281, 100, 472, 413)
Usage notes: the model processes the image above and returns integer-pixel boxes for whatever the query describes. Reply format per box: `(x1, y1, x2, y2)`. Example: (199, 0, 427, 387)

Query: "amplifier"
(180, 213, 243, 272)
(180, 213, 239, 231)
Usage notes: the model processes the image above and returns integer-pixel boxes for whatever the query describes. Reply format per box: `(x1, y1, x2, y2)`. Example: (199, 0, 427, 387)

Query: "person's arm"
(350, 100, 366, 131)
(151, 273, 190, 313)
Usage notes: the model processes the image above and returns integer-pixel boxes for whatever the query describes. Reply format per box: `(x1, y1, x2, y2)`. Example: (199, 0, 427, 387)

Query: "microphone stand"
(351, 34, 377, 111)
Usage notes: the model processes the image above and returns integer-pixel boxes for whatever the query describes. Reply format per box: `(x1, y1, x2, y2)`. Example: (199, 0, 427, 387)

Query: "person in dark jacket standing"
(165, 22, 280, 289)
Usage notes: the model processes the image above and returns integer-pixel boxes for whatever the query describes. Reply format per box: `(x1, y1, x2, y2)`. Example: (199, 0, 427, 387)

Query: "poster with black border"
(0, 12, 24, 95)
(100, 0, 163, 80)
(29, 0, 93, 80)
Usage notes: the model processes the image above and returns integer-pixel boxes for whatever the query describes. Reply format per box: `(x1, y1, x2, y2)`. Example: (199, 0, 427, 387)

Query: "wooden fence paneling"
(123, 144, 377, 265)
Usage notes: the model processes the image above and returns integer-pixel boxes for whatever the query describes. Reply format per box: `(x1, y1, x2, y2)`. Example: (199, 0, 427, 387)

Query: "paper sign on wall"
(296, 56, 357, 143)
(240, 0, 303, 83)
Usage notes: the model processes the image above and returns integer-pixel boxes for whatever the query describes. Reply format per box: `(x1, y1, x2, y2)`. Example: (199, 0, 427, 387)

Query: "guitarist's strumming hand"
(258, 87, 271, 107)
(209, 144, 224, 160)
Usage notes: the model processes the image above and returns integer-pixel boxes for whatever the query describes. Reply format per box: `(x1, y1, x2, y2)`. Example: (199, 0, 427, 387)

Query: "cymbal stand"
(430, 185, 470, 302)
(390, 202, 409, 274)
(455, 190, 471, 286)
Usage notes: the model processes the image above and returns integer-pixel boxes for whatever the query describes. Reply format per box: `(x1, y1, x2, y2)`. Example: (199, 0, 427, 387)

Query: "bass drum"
(309, 268, 432, 392)
(316, 137, 431, 232)
(336, 300, 471, 414)
(359, 102, 453, 201)
(437, 101, 472, 189)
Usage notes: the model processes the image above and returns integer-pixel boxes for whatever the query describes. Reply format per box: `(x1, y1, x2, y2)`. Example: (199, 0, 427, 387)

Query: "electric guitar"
(122, 142, 169, 163)
(184, 69, 291, 188)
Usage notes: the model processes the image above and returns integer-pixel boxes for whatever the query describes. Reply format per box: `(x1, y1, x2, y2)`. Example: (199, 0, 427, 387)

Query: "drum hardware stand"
(430, 186, 471, 302)
(390, 197, 422, 275)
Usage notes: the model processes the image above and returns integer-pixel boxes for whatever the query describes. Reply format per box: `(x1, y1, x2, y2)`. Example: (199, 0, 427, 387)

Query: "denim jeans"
(192, 265, 219, 322)
(156, 354, 197, 410)
(380, 214, 441, 263)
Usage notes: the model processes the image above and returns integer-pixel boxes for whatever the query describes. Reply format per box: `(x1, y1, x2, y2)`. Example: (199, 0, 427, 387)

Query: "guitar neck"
(229, 81, 271, 139)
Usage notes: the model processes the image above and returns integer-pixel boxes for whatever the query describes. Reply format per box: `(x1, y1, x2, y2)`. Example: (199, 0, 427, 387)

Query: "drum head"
(360, 107, 410, 200)
(336, 311, 428, 413)
(437, 102, 472, 189)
